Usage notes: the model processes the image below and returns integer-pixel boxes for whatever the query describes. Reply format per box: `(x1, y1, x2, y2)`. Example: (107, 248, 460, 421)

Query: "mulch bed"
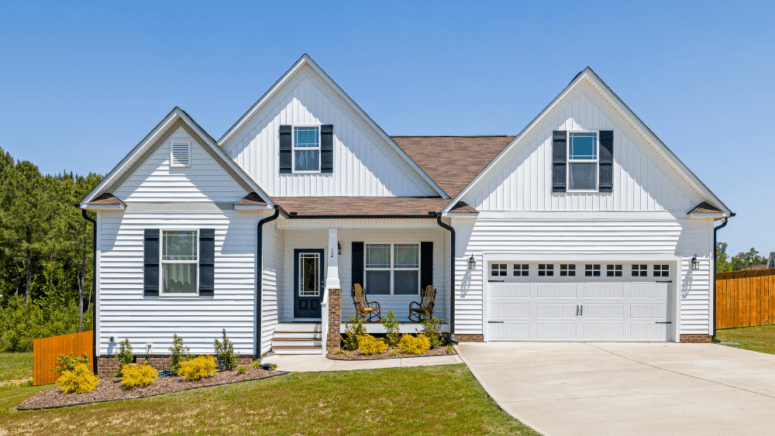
(327, 346, 456, 360)
(16, 367, 286, 411)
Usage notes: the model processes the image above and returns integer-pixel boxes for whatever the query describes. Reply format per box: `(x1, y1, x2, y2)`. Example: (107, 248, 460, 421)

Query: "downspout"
(436, 214, 458, 344)
(712, 214, 733, 338)
(256, 206, 280, 359)
(80, 208, 97, 374)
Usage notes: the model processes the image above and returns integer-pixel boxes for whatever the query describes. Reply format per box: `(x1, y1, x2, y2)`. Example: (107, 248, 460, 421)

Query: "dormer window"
(170, 141, 191, 167)
(293, 126, 320, 173)
(568, 132, 597, 191)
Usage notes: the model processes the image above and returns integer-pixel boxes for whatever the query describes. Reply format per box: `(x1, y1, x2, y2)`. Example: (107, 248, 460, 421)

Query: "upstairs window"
(568, 132, 598, 191)
(293, 126, 320, 172)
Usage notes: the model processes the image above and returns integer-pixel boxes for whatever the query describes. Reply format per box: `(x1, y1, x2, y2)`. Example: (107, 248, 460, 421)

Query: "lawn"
(716, 324, 775, 355)
(0, 363, 538, 436)
(0, 352, 33, 382)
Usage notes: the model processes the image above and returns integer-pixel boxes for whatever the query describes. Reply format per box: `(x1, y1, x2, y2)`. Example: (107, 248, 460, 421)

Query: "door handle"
(576, 305, 579, 316)
(580, 305, 583, 316)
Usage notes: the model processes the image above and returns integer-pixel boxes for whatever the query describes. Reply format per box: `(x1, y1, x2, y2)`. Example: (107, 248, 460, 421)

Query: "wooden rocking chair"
(408, 285, 437, 322)
(352, 283, 381, 322)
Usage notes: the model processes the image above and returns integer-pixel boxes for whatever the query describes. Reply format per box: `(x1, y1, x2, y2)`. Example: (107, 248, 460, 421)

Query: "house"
(768, 252, 775, 269)
(80, 55, 732, 375)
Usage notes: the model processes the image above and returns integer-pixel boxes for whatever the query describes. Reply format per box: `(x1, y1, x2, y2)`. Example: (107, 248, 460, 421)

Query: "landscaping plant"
(341, 317, 366, 351)
(418, 312, 445, 349)
(178, 355, 217, 381)
(381, 310, 400, 347)
(250, 360, 262, 369)
(357, 334, 389, 355)
(56, 363, 99, 394)
(169, 333, 191, 374)
(237, 365, 247, 375)
(214, 329, 238, 370)
(398, 334, 431, 355)
(52, 352, 90, 376)
(120, 361, 158, 389)
(116, 338, 134, 374)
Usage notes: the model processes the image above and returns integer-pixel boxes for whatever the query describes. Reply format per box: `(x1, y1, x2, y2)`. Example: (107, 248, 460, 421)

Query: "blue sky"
(0, 1, 773, 256)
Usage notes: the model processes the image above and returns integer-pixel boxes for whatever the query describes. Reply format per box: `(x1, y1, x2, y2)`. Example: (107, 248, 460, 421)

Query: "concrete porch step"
(275, 322, 322, 332)
(271, 346, 323, 355)
(271, 322, 324, 355)
(273, 331, 322, 340)
(272, 338, 322, 348)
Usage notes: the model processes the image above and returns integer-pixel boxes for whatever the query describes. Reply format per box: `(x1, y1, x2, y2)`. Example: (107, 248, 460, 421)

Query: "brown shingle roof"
(87, 193, 125, 206)
(273, 197, 476, 217)
(391, 136, 515, 197)
(688, 201, 723, 214)
(234, 192, 269, 206)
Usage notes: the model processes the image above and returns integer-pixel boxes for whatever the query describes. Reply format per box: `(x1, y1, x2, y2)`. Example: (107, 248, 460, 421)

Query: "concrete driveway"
(458, 342, 775, 436)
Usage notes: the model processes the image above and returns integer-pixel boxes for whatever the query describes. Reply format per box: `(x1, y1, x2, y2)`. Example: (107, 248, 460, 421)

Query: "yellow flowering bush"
(178, 355, 217, 381)
(357, 334, 388, 355)
(120, 361, 158, 389)
(56, 363, 100, 394)
(398, 334, 430, 355)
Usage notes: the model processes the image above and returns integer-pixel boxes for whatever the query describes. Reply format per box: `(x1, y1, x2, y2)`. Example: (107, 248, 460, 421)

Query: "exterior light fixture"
(468, 255, 476, 270)
(338, 242, 342, 255)
(691, 255, 699, 271)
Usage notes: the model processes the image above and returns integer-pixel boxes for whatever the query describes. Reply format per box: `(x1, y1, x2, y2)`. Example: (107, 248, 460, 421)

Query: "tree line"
(716, 243, 768, 273)
(0, 147, 102, 351)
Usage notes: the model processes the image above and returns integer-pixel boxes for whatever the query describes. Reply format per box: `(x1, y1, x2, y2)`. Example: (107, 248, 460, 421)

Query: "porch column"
(324, 227, 341, 351)
(325, 227, 340, 289)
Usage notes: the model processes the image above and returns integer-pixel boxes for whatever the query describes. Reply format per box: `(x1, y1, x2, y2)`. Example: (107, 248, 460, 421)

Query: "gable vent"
(171, 142, 190, 167)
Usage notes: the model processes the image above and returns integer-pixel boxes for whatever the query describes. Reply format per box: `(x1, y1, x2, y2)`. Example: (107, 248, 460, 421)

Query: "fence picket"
(32, 331, 93, 386)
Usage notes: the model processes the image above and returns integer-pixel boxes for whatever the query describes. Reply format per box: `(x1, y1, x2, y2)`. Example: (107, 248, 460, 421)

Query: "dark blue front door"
(294, 249, 325, 319)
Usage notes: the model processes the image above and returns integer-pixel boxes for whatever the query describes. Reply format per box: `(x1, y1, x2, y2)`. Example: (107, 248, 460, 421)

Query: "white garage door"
(486, 262, 674, 341)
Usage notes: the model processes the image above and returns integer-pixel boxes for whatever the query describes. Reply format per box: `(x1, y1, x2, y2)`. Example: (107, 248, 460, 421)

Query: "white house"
(80, 55, 732, 374)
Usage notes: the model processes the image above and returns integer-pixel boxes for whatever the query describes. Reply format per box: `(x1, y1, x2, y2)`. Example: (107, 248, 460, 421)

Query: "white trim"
(297, 252, 321, 297)
(159, 229, 200, 297)
(95, 212, 101, 354)
(291, 125, 321, 174)
(81, 204, 126, 211)
(566, 131, 599, 193)
(442, 68, 730, 216)
(217, 54, 449, 199)
(364, 242, 421, 296)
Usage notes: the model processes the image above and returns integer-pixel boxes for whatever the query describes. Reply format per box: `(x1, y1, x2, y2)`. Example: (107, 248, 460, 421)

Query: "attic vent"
(171, 142, 190, 167)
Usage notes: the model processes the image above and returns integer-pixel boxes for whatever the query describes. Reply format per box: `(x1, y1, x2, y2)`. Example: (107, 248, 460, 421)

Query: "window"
(293, 126, 320, 172)
(365, 243, 419, 295)
(632, 264, 648, 277)
(491, 263, 507, 277)
(560, 264, 575, 277)
(654, 264, 670, 277)
(585, 264, 601, 277)
(162, 230, 198, 294)
(538, 264, 554, 276)
(513, 264, 529, 276)
(568, 132, 598, 191)
(298, 253, 320, 296)
(170, 141, 191, 167)
(607, 264, 623, 277)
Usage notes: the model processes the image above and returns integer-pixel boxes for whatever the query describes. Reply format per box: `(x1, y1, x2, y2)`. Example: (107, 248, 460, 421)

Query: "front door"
(294, 249, 325, 319)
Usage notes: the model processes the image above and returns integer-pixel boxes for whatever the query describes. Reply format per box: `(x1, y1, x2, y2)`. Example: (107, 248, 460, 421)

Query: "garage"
(485, 261, 675, 341)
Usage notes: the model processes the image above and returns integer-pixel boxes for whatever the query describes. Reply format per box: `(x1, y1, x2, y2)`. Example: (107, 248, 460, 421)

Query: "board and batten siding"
(114, 126, 247, 203)
(220, 65, 436, 197)
(462, 80, 703, 212)
(451, 215, 714, 337)
(97, 206, 259, 355)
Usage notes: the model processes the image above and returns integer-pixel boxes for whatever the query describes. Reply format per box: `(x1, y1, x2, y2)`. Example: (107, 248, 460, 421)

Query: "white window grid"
(585, 264, 601, 277)
(364, 243, 420, 295)
(292, 126, 321, 174)
(632, 264, 648, 277)
(538, 264, 554, 276)
(160, 229, 199, 295)
(560, 264, 576, 277)
(298, 252, 321, 297)
(567, 131, 599, 192)
(607, 264, 623, 277)
(653, 264, 670, 277)
(513, 264, 529, 277)
(492, 263, 507, 277)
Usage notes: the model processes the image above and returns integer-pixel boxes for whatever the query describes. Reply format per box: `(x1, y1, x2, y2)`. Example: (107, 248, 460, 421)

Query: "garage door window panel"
(632, 264, 648, 277)
(653, 264, 670, 277)
(492, 263, 507, 277)
(513, 264, 529, 276)
(607, 264, 623, 277)
(538, 264, 554, 276)
(560, 264, 575, 277)
(585, 264, 601, 277)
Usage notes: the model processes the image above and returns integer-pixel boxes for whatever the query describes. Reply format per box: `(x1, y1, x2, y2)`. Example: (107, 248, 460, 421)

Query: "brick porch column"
(327, 288, 341, 350)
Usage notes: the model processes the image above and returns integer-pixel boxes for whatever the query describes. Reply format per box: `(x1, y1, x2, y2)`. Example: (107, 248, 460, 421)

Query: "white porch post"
(321, 227, 341, 354)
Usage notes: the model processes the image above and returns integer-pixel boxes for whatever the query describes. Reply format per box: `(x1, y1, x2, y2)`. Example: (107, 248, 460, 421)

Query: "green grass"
(1, 364, 538, 436)
(716, 324, 775, 355)
(0, 352, 33, 382)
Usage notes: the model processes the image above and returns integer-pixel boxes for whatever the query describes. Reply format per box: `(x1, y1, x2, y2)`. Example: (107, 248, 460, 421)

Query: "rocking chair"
(408, 285, 437, 322)
(352, 283, 381, 322)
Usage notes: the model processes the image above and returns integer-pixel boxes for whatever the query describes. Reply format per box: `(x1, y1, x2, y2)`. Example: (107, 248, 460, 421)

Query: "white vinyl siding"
(114, 126, 247, 203)
(260, 219, 284, 357)
(220, 65, 436, 197)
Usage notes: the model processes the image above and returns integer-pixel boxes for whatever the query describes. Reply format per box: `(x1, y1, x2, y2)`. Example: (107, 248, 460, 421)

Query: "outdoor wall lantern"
(338, 242, 342, 255)
(468, 255, 476, 270)
(691, 255, 699, 271)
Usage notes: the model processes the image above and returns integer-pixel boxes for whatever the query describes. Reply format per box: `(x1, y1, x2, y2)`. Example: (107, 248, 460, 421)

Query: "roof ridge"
(390, 135, 514, 138)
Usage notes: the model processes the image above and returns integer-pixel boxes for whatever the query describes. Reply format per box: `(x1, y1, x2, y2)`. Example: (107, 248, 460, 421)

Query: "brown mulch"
(327, 346, 457, 360)
(16, 367, 286, 411)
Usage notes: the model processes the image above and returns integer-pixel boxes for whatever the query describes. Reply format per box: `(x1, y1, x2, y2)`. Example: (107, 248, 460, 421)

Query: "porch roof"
(270, 196, 477, 217)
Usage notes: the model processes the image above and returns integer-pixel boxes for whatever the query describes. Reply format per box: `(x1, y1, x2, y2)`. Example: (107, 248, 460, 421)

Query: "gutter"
(435, 214, 458, 344)
(256, 206, 281, 359)
(712, 213, 734, 337)
(79, 208, 97, 374)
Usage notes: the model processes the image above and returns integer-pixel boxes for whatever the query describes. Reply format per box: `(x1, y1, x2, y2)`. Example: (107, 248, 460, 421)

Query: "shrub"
(250, 360, 262, 369)
(341, 317, 366, 351)
(178, 355, 217, 381)
(390, 349, 400, 357)
(52, 352, 90, 375)
(358, 334, 389, 355)
(56, 363, 99, 394)
(237, 365, 247, 375)
(120, 361, 158, 389)
(116, 339, 134, 374)
(418, 313, 445, 349)
(398, 334, 430, 355)
(214, 329, 238, 370)
(381, 310, 400, 347)
(446, 344, 454, 354)
(169, 333, 191, 374)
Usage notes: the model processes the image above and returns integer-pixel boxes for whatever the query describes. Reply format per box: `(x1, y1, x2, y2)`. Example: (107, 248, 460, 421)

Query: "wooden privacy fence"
(716, 269, 775, 330)
(33, 331, 93, 386)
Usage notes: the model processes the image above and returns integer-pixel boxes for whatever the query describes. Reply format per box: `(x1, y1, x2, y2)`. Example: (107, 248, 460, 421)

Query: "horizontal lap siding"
(261, 222, 283, 356)
(453, 217, 712, 336)
(99, 209, 257, 355)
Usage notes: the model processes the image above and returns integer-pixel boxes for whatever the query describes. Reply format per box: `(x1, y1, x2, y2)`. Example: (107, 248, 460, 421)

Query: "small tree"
(214, 329, 238, 370)
(381, 310, 400, 347)
(116, 339, 134, 374)
(169, 334, 191, 374)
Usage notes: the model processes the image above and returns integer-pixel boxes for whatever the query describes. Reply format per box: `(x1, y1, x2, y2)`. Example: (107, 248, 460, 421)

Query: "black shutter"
(143, 229, 159, 296)
(552, 131, 567, 192)
(320, 124, 333, 173)
(199, 229, 215, 296)
(599, 130, 614, 193)
(279, 125, 292, 174)
(352, 242, 364, 289)
(420, 242, 433, 289)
